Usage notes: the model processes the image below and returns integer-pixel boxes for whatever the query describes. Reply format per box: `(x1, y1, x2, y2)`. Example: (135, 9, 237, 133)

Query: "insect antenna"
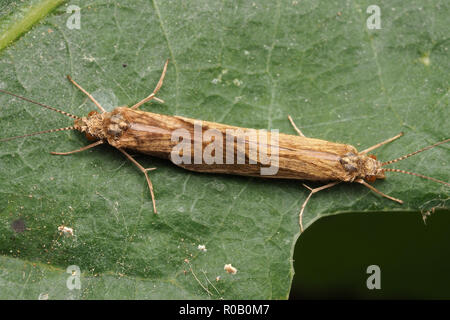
(381, 138, 450, 186)
(0, 126, 77, 142)
(382, 168, 449, 187)
(381, 138, 449, 166)
(0, 89, 80, 120)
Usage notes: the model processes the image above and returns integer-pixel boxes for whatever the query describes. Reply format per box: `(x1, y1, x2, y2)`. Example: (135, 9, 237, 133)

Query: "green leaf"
(0, 0, 448, 299)
(0, 0, 65, 51)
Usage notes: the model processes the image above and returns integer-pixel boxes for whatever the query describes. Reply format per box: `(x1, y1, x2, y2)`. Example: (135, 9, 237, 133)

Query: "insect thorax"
(339, 152, 385, 182)
(74, 110, 130, 141)
(104, 111, 130, 141)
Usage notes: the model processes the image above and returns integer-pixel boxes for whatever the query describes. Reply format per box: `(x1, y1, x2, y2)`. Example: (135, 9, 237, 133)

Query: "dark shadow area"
(290, 209, 450, 299)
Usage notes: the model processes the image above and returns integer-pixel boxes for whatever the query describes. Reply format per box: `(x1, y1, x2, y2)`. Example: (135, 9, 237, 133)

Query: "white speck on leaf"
(38, 293, 49, 300)
(224, 264, 237, 274)
(58, 225, 74, 236)
(419, 55, 430, 66)
(82, 55, 95, 62)
(233, 79, 243, 87)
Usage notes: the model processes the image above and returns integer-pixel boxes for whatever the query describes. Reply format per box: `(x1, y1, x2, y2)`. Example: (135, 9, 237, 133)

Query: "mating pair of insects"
(1, 60, 448, 232)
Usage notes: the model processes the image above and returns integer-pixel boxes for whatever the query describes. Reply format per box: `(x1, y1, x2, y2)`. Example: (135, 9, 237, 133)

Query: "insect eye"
(368, 154, 377, 160)
(88, 110, 98, 117)
(85, 132, 97, 141)
(366, 175, 377, 183)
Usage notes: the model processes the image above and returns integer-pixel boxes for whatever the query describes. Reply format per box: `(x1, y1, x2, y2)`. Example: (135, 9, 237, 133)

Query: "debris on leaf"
(224, 264, 237, 275)
(38, 293, 49, 300)
(58, 225, 74, 236)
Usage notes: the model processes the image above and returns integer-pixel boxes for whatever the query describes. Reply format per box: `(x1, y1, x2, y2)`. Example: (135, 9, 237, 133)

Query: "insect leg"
(66, 75, 107, 113)
(356, 179, 403, 204)
(287, 115, 305, 137)
(50, 140, 104, 155)
(299, 182, 340, 232)
(360, 132, 403, 154)
(130, 59, 169, 110)
(117, 148, 157, 213)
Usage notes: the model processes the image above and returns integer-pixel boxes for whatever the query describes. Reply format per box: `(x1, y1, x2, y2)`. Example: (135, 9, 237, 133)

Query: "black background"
(291, 209, 450, 299)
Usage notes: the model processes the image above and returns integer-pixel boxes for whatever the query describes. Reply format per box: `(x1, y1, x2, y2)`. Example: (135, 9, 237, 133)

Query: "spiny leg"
(356, 179, 403, 204)
(360, 132, 403, 154)
(299, 182, 340, 232)
(66, 75, 107, 113)
(287, 115, 305, 137)
(117, 148, 157, 213)
(131, 59, 169, 110)
(50, 140, 104, 155)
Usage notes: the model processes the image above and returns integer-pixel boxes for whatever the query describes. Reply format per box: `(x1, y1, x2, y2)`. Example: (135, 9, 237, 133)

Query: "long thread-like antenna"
(382, 138, 450, 166)
(0, 89, 80, 120)
(0, 126, 76, 142)
(383, 168, 449, 187)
